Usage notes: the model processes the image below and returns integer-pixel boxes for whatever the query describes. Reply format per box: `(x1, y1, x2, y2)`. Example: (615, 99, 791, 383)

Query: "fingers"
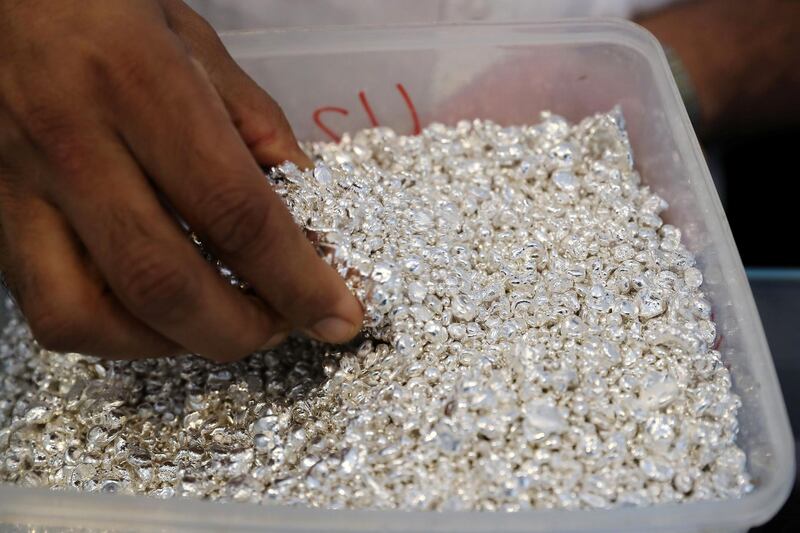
(34, 120, 285, 361)
(0, 0, 310, 360)
(160, 0, 312, 168)
(0, 192, 179, 359)
(100, 28, 363, 343)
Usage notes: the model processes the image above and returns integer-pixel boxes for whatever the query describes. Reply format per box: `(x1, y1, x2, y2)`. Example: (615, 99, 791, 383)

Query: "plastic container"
(0, 19, 793, 533)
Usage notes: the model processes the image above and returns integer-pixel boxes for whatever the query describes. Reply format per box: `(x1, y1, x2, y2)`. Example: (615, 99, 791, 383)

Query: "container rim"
(1, 18, 794, 532)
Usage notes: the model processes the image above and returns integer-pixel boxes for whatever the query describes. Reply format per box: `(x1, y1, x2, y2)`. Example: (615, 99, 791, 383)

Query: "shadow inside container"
(101, 333, 365, 434)
(0, 291, 358, 429)
(0, 294, 367, 493)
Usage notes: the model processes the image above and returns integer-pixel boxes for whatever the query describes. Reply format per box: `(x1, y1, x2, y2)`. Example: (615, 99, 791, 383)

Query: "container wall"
(1, 20, 792, 533)
(226, 24, 792, 515)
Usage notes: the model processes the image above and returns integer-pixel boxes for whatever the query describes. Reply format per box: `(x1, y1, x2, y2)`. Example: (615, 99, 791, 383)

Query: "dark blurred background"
(718, 131, 799, 266)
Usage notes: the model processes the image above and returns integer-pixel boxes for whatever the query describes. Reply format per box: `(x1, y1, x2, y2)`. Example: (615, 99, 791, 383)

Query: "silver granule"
(0, 110, 751, 510)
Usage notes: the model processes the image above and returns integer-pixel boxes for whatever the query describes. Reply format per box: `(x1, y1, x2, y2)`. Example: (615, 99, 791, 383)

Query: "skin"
(0, 0, 363, 362)
(638, 0, 800, 138)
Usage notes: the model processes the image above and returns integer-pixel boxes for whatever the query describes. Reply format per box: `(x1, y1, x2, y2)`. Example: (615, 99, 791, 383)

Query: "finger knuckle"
(100, 46, 156, 94)
(187, 14, 219, 42)
(202, 186, 274, 257)
(118, 248, 196, 322)
(88, 36, 171, 98)
(27, 304, 90, 353)
(0, 121, 26, 173)
(22, 106, 90, 177)
(24, 104, 74, 143)
(47, 139, 92, 180)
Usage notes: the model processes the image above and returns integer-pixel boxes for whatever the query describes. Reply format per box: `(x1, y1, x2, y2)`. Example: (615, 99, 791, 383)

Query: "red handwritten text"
(312, 83, 420, 142)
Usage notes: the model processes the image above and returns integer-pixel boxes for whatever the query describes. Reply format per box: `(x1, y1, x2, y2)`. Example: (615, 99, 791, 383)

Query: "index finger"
(159, 0, 313, 168)
(97, 27, 362, 343)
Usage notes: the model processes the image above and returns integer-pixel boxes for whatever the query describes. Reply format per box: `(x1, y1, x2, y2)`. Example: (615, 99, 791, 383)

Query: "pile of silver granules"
(0, 110, 751, 510)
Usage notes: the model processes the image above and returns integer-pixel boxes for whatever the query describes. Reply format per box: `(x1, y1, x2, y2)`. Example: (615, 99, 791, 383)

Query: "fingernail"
(261, 331, 289, 350)
(294, 148, 314, 170)
(308, 317, 357, 344)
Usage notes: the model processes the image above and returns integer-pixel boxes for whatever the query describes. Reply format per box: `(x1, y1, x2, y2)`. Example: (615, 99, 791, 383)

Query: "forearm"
(637, 0, 800, 137)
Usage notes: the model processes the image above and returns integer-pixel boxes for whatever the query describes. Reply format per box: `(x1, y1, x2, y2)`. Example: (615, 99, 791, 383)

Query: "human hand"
(0, 0, 363, 361)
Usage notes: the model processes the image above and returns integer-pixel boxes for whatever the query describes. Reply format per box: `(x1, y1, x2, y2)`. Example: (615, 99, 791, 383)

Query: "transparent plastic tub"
(0, 19, 793, 533)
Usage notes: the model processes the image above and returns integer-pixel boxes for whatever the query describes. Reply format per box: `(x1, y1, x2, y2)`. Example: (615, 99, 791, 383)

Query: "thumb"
(160, 0, 313, 169)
